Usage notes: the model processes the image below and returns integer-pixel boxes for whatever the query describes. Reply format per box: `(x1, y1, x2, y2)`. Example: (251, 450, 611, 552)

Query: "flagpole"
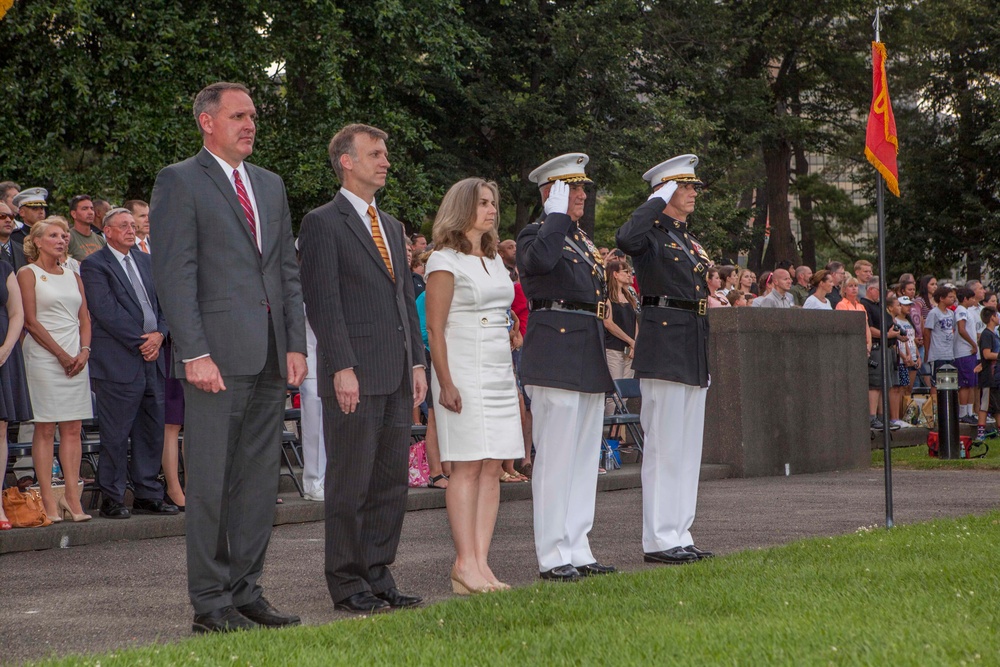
(873, 7, 894, 529)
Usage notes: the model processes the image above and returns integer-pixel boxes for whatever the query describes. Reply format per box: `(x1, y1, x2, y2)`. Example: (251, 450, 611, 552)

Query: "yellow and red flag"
(865, 41, 900, 196)
(0, 0, 14, 20)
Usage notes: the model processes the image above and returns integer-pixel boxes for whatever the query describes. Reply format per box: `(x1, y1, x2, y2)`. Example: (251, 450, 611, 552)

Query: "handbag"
(408, 440, 430, 488)
(2, 485, 53, 528)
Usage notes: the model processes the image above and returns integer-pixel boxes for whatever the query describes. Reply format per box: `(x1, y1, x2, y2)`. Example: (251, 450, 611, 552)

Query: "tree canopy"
(2, 0, 998, 278)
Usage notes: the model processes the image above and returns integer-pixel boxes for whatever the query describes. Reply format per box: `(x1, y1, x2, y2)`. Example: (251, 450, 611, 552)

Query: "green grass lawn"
(873, 436, 1000, 470)
(37, 514, 1000, 666)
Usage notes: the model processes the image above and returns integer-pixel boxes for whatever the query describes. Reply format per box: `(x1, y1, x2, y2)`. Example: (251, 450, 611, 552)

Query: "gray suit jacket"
(149, 147, 306, 378)
(299, 190, 424, 397)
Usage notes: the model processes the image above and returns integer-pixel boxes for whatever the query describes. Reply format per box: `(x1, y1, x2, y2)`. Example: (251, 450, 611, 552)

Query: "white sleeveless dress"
(22, 264, 93, 422)
(425, 249, 522, 461)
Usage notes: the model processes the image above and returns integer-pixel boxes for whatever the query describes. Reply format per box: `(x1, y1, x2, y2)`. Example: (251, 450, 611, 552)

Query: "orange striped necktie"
(367, 205, 394, 280)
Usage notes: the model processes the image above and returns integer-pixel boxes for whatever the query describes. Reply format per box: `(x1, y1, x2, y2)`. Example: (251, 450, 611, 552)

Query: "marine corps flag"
(865, 41, 900, 196)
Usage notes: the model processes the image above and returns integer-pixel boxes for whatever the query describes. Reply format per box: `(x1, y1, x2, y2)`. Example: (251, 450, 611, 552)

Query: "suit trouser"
(639, 378, 707, 553)
(526, 385, 603, 572)
(183, 325, 284, 614)
(299, 377, 326, 497)
(93, 361, 166, 503)
(323, 367, 411, 602)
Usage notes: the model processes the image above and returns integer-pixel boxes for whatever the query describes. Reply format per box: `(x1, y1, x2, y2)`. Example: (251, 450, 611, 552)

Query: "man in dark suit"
(81, 208, 176, 520)
(0, 201, 27, 270)
(299, 123, 427, 615)
(516, 153, 616, 582)
(150, 82, 307, 634)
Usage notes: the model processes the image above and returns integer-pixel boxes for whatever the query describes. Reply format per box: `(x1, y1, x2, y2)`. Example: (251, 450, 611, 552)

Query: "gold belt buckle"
(697, 299, 707, 315)
(596, 301, 607, 319)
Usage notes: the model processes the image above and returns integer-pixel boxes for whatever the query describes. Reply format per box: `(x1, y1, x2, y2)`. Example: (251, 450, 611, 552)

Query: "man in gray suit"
(299, 124, 426, 614)
(150, 82, 307, 634)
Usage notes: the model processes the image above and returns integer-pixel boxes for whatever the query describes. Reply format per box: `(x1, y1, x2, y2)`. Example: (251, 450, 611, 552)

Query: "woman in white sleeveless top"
(425, 178, 522, 595)
(17, 217, 94, 522)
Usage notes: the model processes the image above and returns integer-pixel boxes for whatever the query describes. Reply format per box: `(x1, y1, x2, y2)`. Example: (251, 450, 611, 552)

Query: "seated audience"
(789, 265, 813, 306)
(753, 269, 794, 308)
(803, 270, 834, 310)
(705, 267, 730, 308)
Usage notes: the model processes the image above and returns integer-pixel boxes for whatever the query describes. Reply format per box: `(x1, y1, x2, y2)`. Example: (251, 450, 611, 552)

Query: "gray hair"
(866, 277, 880, 291)
(103, 207, 133, 228)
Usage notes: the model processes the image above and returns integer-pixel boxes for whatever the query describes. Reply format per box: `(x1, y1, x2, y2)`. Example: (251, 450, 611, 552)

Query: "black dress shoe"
(334, 592, 391, 614)
(375, 587, 422, 609)
(99, 499, 131, 520)
(684, 545, 715, 559)
(644, 546, 700, 565)
(577, 562, 617, 577)
(192, 605, 258, 634)
(539, 565, 581, 582)
(236, 596, 301, 627)
(132, 498, 180, 515)
(165, 494, 185, 512)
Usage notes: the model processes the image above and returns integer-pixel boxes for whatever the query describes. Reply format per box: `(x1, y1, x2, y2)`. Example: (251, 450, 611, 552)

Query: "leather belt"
(641, 295, 707, 316)
(530, 299, 607, 319)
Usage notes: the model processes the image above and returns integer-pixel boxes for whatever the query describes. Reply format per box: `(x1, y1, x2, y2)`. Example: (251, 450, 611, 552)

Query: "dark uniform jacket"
(516, 212, 614, 394)
(616, 198, 710, 388)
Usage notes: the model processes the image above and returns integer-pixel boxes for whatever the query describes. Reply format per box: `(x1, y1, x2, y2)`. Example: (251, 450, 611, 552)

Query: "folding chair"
(603, 378, 644, 465)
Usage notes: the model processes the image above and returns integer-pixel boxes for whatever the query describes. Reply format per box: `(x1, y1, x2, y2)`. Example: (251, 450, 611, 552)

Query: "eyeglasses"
(0, 213, 12, 221)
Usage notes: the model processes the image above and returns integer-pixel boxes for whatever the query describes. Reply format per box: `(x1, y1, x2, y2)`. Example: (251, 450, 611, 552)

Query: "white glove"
(544, 180, 570, 216)
(648, 181, 678, 204)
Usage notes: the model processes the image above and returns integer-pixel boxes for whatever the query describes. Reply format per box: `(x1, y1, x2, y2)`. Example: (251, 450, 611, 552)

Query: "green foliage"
(0, 0, 275, 210)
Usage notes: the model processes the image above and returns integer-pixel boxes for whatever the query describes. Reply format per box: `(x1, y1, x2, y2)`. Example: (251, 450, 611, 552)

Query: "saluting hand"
(648, 181, 678, 205)
(544, 180, 570, 215)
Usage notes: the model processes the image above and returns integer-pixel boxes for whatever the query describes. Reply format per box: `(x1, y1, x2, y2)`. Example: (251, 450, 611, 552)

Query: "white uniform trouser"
(527, 386, 604, 571)
(640, 378, 707, 553)
(301, 318, 326, 497)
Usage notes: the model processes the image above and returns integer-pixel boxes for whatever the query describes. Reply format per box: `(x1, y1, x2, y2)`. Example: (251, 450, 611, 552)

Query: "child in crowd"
(975, 307, 1000, 442)
(953, 287, 979, 424)
(923, 286, 957, 397)
(726, 291, 747, 307)
(882, 295, 910, 429)
(894, 296, 919, 425)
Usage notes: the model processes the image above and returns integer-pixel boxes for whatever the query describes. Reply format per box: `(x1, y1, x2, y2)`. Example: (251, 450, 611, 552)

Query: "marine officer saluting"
(616, 154, 714, 565)
(516, 153, 616, 582)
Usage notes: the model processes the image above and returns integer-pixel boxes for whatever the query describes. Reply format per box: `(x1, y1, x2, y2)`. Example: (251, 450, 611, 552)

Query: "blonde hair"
(23, 216, 70, 262)
(431, 178, 499, 258)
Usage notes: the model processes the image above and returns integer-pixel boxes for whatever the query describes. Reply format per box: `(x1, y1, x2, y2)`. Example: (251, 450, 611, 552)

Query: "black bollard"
(936, 364, 961, 459)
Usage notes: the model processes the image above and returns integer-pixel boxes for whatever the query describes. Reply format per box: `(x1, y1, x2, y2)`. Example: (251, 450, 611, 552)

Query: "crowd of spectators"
(3, 170, 995, 531)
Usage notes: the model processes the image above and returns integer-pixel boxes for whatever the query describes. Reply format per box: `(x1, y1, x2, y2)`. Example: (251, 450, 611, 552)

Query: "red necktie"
(233, 169, 258, 252)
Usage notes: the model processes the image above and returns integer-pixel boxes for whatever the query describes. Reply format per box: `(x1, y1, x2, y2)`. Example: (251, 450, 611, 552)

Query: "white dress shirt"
(108, 245, 151, 301)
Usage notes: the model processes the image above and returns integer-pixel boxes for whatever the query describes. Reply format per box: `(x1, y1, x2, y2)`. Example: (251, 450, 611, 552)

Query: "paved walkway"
(2, 468, 999, 665)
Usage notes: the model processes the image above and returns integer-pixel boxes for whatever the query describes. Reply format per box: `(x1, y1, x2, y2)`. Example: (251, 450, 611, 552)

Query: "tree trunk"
(793, 144, 816, 270)
(762, 139, 799, 268)
(748, 194, 767, 273)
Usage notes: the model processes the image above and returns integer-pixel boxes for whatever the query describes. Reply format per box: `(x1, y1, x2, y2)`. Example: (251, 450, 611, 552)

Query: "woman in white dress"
(17, 217, 94, 522)
(425, 178, 522, 595)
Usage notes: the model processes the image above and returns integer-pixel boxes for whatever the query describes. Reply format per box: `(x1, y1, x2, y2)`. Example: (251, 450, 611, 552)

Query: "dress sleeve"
(425, 249, 455, 277)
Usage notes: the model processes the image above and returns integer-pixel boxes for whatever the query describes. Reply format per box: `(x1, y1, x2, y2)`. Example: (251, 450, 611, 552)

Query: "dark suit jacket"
(81, 246, 168, 383)
(616, 198, 710, 387)
(299, 190, 424, 398)
(516, 212, 614, 394)
(2, 239, 27, 271)
(149, 147, 306, 377)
